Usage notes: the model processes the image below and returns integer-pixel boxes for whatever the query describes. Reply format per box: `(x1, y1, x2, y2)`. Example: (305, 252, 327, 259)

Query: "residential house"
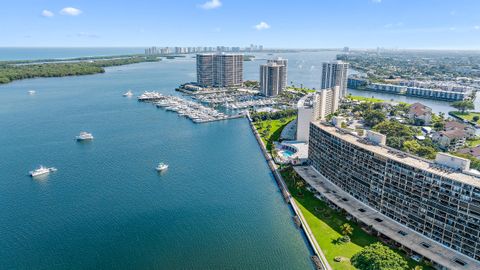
(407, 102, 432, 125)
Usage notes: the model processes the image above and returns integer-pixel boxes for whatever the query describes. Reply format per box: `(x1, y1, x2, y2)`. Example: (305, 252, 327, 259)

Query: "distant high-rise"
(321, 61, 349, 98)
(260, 58, 287, 97)
(196, 53, 243, 87)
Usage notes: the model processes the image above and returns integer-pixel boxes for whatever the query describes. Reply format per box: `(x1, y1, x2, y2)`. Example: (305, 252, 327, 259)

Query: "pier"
(138, 91, 245, 123)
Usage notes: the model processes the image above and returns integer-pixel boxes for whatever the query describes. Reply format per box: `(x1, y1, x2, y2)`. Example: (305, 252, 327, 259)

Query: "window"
(420, 242, 431, 248)
(453, 258, 467, 266)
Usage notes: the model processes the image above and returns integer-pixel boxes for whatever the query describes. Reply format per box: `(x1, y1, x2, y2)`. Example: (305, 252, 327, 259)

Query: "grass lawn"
(281, 167, 432, 270)
(253, 116, 296, 151)
(348, 95, 385, 103)
(467, 138, 480, 147)
(450, 111, 480, 124)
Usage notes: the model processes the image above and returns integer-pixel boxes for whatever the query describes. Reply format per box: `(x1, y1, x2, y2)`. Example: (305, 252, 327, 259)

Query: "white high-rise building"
(196, 53, 243, 87)
(321, 61, 349, 99)
(296, 94, 315, 142)
(313, 86, 340, 121)
(296, 87, 339, 142)
(260, 58, 287, 97)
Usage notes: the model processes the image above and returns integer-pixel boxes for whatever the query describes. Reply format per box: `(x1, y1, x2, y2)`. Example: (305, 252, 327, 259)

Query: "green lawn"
(253, 116, 295, 151)
(450, 111, 480, 124)
(467, 138, 480, 147)
(348, 95, 385, 103)
(281, 167, 432, 270)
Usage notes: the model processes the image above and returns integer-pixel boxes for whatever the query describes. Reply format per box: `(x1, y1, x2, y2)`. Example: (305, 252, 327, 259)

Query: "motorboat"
(123, 90, 133, 97)
(156, 162, 169, 172)
(75, 131, 94, 141)
(29, 166, 57, 177)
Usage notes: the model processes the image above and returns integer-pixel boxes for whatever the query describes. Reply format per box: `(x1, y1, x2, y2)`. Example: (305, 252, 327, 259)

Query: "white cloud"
(199, 0, 222, 10)
(254, 21, 270, 30)
(371, 0, 382, 3)
(41, 10, 54, 17)
(60, 7, 82, 16)
(384, 22, 403, 28)
(474, 26, 480, 30)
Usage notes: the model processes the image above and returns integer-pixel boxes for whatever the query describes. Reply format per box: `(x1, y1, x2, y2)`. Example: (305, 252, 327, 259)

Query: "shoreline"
(246, 112, 331, 270)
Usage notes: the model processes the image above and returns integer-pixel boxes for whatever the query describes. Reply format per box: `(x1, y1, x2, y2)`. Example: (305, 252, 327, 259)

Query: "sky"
(2, 0, 480, 49)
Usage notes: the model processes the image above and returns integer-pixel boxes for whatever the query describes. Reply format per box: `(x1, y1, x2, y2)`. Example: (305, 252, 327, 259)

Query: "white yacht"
(29, 166, 57, 177)
(156, 162, 169, 172)
(123, 90, 133, 97)
(28, 90, 36, 95)
(75, 131, 94, 141)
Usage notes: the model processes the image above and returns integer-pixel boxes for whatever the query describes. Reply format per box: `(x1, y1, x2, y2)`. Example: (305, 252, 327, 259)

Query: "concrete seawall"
(246, 112, 331, 270)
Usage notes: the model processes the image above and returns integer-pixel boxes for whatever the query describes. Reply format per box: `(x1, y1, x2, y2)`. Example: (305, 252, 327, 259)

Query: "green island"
(348, 95, 385, 103)
(0, 56, 159, 84)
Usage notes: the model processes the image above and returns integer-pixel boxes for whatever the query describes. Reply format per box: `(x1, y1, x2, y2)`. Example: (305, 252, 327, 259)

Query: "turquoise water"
(0, 57, 315, 269)
(281, 150, 295, 158)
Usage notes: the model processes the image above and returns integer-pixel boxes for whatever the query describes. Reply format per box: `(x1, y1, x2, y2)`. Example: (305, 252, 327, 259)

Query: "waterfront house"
(407, 102, 432, 125)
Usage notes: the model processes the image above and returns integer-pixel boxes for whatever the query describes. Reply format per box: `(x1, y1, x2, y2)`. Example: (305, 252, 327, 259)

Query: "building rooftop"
(409, 102, 432, 116)
(297, 93, 315, 109)
(295, 166, 480, 270)
(312, 122, 480, 186)
(458, 145, 480, 158)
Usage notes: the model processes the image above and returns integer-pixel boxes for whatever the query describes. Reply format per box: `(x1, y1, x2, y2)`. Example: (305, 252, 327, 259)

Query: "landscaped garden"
(450, 111, 480, 124)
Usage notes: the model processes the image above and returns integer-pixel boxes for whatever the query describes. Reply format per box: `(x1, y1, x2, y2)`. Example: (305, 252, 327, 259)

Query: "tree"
(451, 100, 475, 114)
(373, 120, 415, 149)
(340, 223, 353, 236)
(351, 242, 409, 270)
(364, 110, 386, 127)
(473, 116, 480, 122)
(402, 140, 421, 154)
(295, 180, 305, 195)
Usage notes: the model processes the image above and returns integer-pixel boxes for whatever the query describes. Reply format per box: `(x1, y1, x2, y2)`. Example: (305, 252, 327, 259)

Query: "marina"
(138, 91, 245, 123)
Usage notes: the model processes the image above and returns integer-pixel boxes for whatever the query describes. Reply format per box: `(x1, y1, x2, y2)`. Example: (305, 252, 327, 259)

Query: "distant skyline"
(2, 0, 480, 49)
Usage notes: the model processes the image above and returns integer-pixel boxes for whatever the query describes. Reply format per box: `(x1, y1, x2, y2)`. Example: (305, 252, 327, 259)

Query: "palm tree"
(340, 223, 353, 236)
(296, 180, 305, 194)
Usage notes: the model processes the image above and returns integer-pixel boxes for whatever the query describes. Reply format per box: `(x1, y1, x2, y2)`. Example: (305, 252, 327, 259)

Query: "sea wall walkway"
(246, 112, 331, 270)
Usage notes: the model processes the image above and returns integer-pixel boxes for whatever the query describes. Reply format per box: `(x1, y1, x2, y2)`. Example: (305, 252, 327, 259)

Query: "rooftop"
(295, 166, 480, 270)
(311, 121, 480, 186)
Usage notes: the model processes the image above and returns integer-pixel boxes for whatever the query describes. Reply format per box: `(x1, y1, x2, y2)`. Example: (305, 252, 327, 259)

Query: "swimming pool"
(281, 150, 295, 158)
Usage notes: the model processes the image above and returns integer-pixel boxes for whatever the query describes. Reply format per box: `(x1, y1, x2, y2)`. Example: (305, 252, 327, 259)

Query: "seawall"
(246, 112, 331, 270)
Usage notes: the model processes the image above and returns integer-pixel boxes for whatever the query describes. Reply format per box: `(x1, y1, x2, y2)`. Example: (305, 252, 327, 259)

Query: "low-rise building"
(407, 102, 432, 125)
(432, 121, 475, 152)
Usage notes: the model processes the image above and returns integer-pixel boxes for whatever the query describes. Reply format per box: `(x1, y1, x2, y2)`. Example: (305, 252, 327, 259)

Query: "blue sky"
(2, 0, 480, 49)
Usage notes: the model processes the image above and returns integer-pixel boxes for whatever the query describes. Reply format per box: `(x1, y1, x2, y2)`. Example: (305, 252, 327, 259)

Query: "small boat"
(28, 90, 36, 95)
(123, 90, 133, 97)
(29, 166, 57, 177)
(156, 162, 169, 172)
(75, 131, 94, 141)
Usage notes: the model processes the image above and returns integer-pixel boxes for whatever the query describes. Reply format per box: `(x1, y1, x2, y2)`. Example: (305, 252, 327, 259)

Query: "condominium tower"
(296, 87, 339, 142)
(196, 53, 243, 87)
(307, 121, 480, 269)
(321, 61, 349, 98)
(260, 58, 288, 97)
